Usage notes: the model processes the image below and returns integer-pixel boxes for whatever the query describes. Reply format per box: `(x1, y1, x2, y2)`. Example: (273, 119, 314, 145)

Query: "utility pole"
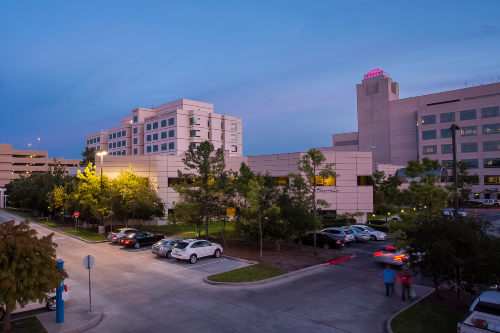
(451, 124, 461, 220)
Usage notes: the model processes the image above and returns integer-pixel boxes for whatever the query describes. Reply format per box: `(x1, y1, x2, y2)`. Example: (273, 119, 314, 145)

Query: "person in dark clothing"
(398, 271, 412, 301)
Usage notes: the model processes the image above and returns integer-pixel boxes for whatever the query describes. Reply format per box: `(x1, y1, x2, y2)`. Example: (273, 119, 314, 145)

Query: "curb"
(385, 288, 435, 333)
(63, 306, 103, 333)
(205, 252, 356, 287)
(1, 210, 108, 244)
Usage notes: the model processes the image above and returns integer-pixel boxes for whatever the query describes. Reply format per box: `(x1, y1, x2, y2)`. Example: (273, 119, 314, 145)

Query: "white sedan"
(171, 240, 223, 264)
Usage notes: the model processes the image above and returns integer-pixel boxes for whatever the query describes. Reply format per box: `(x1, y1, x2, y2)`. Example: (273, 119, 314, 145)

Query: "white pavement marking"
(170, 259, 228, 272)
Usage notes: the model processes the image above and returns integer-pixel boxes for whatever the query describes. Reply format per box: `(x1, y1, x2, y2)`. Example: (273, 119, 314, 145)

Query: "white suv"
(171, 240, 223, 264)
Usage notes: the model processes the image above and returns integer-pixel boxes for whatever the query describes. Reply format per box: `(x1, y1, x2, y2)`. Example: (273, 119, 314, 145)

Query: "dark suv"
(294, 232, 345, 249)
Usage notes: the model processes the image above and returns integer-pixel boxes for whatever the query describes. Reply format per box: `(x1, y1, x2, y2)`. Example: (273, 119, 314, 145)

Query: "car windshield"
(365, 227, 376, 232)
(344, 230, 353, 235)
(156, 240, 169, 245)
(174, 242, 189, 249)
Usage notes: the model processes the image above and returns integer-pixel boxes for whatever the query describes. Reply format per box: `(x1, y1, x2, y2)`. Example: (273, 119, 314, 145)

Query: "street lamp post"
(450, 124, 461, 221)
(95, 151, 108, 202)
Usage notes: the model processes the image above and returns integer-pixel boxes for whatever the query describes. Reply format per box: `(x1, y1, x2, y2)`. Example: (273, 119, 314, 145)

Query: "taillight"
(374, 251, 383, 257)
(113, 235, 117, 238)
(362, 234, 367, 237)
(125, 240, 130, 244)
(385, 246, 395, 250)
(64, 285, 67, 292)
(394, 255, 405, 261)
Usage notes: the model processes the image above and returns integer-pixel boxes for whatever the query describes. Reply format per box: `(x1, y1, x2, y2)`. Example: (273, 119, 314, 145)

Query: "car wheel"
(353, 237, 358, 242)
(323, 243, 330, 249)
(134, 242, 140, 249)
(213, 249, 221, 258)
(166, 251, 172, 259)
(46, 297, 57, 311)
(189, 254, 197, 264)
(370, 235, 376, 241)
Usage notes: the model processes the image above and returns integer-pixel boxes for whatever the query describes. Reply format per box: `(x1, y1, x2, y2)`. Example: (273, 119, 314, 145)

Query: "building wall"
(86, 131, 108, 152)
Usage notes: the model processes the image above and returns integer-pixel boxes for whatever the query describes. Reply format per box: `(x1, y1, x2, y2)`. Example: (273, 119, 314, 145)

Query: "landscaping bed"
(1, 316, 47, 333)
(208, 264, 286, 283)
(391, 289, 469, 333)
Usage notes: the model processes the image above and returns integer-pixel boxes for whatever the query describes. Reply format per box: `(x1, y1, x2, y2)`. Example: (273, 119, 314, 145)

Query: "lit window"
(440, 112, 455, 123)
(460, 126, 477, 136)
(357, 176, 373, 186)
(423, 145, 437, 155)
(484, 158, 500, 168)
(484, 176, 500, 184)
(474, 193, 480, 199)
(310, 176, 336, 186)
(483, 123, 500, 135)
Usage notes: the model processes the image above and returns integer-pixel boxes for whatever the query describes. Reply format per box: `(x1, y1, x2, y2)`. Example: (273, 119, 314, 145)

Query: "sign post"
(74, 212, 79, 235)
(82, 255, 95, 312)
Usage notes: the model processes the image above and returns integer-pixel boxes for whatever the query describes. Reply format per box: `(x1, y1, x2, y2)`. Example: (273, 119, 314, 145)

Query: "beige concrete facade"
(0, 143, 81, 187)
(95, 150, 373, 225)
(331, 68, 500, 199)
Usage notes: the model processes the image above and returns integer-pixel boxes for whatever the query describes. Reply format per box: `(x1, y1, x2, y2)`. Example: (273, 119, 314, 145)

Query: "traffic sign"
(74, 211, 79, 218)
(83, 255, 95, 269)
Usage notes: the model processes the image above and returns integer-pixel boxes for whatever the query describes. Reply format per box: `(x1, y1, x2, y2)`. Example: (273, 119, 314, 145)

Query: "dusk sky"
(1, 0, 499, 159)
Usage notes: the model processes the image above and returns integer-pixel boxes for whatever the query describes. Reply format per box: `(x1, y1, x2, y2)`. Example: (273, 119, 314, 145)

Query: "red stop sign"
(74, 212, 79, 218)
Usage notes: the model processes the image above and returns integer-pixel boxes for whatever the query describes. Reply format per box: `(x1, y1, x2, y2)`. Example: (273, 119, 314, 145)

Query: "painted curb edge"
(385, 288, 435, 333)
(61, 306, 103, 333)
(205, 251, 356, 287)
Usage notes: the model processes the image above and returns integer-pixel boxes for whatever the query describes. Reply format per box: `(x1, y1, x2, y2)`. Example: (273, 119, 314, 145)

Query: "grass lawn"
(147, 221, 237, 239)
(391, 290, 468, 333)
(60, 228, 108, 242)
(207, 264, 286, 283)
(1, 316, 47, 333)
(1, 208, 57, 227)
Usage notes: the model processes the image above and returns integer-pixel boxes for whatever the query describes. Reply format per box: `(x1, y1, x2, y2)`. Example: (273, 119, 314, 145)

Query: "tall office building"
(86, 98, 242, 157)
(331, 68, 500, 199)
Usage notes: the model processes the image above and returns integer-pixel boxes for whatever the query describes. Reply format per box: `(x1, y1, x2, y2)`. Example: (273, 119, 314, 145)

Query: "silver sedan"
(348, 227, 371, 241)
(151, 238, 183, 258)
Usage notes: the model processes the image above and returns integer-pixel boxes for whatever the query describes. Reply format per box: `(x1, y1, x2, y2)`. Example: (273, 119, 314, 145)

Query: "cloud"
(481, 25, 497, 34)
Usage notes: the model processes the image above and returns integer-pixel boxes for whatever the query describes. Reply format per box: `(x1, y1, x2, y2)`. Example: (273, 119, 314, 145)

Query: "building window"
(109, 134, 112, 140)
(462, 159, 478, 169)
(161, 120, 166, 127)
(133, 138, 137, 144)
(169, 142, 174, 150)
(153, 145, 158, 152)
(221, 122, 223, 129)
(117, 151, 121, 155)
(190, 142, 200, 149)
(120, 140, 125, 146)
(112, 152, 116, 155)
(311, 176, 336, 186)
(161, 131, 166, 139)
(133, 127, 137, 134)
(117, 141, 121, 148)
(483, 123, 500, 135)
(442, 160, 453, 168)
(87, 140, 89, 145)
(113, 142, 116, 148)
(441, 144, 453, 154)
(190, 130, 200, 137)
(97, 145, 100, 150)
(208, 132, 210, 139)
(231, 145, 237, 152)
(122, 150, 126, 155)
(461, 126, 477, 136)
(484, 140, 500, 151)
(122, 130, 126, 136)
(440, 112, 455, 123)
(161, 143, 167, 151)
(147, 146, 151, 153)
(153, 122, 158, 129)
(231, 134, 237, 141)
(147, 124, 152, 131)
(97, 137, 100, 143)
(169, 130, 174, 138)
(117, 131, 121, 138)
(484, 158, 500, 168)
(461, 142, 478, 153)
(153, 133, 158, 141)
(474, 193, 480, 199)
(231, 123, 237, 130)
(441, 128, 452, 138)
(221, 134, 223, 140)
(133, 115, 137, 122)
(423, 145, 437, 155)
(134, 148, 137, 155)
(460, 109, 476, 120)
(207, 120, 210, 127)
(357, 176, 373, 186)
(109, 143, 112, 149)
(190, 117, 200, 125)
(421, 115, 436, 125)
(484, 176, 500, 184)
(482, 106, 499, 118)
(168, 118, 174, 126)
(147, 135, 151, 142)
(422, 130, 436, 140)
(113, 133, 116, 139)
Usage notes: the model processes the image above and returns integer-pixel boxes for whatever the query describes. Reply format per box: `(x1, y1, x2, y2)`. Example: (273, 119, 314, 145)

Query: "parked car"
(443, 208, 467, 218)
(322, 227, 356, 243)
(0, 283, 69, 320)
(151, 238, 183, 258)
(171, 240, 223, 264)
(294, 232, 345, 248)
(373, 245, 405, 266)
(482, 199, 500, 207)
(347, 227, 370, 241)
(120, 232, 164, 249)
(351, 225, 387, 241)
(108, 228, 138, 243)
(457, 291, 500, 332)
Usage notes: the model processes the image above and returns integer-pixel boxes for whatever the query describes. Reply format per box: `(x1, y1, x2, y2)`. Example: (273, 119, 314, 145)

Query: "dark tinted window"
(460, 109, 476, 120)
(326, 230, 341, 235)
(344, 229, 353, 235)
(440, 128, 452, 138)
(440, 112, 455, 123)
(175, 242, 189, 249)
(462, 159, 478, 169)
(422, 130, 436, 140)
(474, 302, 500, 317)
(421, 115, 436, 125)
(484, 141, 500, 152)
(461, 142, 478, 153)
(442, 160, 453, 168)
(482, 106, 499, 118)
(124, 230, 137, 234)
(441, 144, 453, 154)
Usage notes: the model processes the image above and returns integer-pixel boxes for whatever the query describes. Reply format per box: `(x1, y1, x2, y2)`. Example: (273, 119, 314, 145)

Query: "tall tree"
(133, 183, 166, 231)
(47, 185, 70, 220)
(0, 220, 68, 330)
(79, 147, 96, 167)
(176, 141, 226, 240)
(455, 161, 478, 209)
(372, 170, 402, 215)
(296, 149, 338, 255)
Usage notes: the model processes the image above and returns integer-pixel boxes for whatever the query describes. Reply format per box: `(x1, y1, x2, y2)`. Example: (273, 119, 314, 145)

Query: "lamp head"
(96, 150, 108, 156)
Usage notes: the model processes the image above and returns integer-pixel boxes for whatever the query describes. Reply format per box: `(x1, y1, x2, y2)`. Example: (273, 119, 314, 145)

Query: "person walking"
(381, 265, 397, 297)
(398, 270, 412, 301)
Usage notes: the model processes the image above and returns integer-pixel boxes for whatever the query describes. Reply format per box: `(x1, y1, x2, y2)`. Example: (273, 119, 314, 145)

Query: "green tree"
(172, 201, 205, 236)
(133, 183, 166, 231)
(47, 185, 70, 220)
(455, 161, 478, 209)
(372, 170, 402, 215)
(213, 169, 237, 247)
(296, 149, 338, 255)
(0, 220, 68, 330)
(79, 146, 96, 167)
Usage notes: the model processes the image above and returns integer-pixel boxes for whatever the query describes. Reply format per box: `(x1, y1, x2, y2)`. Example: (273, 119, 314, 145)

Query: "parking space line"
(170, 259, 228, 272)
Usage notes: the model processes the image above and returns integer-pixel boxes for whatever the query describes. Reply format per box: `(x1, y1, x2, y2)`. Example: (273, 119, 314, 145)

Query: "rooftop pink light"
(364, 68, 390, 80)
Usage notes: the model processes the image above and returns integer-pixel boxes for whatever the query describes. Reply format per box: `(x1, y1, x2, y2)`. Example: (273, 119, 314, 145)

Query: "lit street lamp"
(96, 151, 108, 200)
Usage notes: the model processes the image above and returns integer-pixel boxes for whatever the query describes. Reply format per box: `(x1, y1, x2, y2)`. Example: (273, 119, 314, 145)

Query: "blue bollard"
(56, 259, 64, 323)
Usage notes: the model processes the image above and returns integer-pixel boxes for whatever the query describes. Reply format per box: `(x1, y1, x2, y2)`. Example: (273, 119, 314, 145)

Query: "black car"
(294, 232, 345, 249)
(120, 232, 164, 249)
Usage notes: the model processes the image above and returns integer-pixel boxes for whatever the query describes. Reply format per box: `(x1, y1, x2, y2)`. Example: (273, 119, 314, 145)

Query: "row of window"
(146, 118, 175, 131)
(422, 124, 500, 139)
(188, 142, 238, 152)
(109, 130, 127, 140)
(421, 107, 499, 124)
(423, 140, 500, 155)
(109, 140, 127, 149)
(485, 176, 500, 184)
(86, 137, 101, 145)
(109, 150, 126, 156)
(441, 158, 500, 169)
(146, 142, 175, 153)
(146, 130, 175, 142)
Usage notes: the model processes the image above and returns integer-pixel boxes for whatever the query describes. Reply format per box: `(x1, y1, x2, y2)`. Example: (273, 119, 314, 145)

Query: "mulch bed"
(207, 238, 351, 272)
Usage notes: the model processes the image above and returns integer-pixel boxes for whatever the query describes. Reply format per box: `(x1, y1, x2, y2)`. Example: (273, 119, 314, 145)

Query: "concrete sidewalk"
(37, 306, 102, 333)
